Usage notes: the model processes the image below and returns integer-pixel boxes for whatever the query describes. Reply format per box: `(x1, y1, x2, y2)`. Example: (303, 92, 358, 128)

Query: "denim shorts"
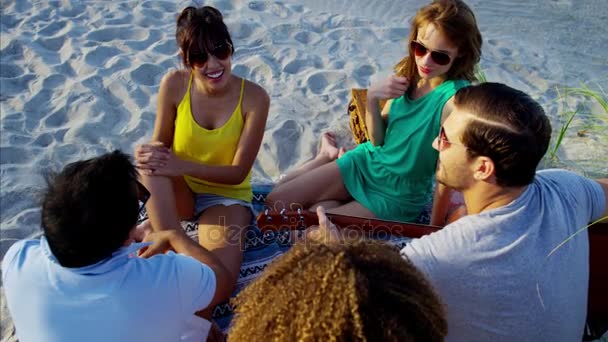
(193, 193, 256, 223)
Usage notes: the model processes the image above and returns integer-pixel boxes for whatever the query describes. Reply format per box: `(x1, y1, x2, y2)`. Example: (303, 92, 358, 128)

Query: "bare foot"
(318, 132, 340, 160)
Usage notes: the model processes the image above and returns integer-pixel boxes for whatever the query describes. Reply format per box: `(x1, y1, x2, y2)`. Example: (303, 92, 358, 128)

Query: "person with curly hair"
(228, 236, 447, 342)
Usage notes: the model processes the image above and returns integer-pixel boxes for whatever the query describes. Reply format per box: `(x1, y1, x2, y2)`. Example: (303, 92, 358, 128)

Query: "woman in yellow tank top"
(134, 6, 269, 312)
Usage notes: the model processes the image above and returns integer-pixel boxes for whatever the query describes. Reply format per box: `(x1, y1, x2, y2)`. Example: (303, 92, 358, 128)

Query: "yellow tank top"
(172, 75, 252, 202)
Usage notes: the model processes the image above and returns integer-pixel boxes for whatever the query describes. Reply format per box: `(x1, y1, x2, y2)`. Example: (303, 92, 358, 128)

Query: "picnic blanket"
(146, 183, 427, 331)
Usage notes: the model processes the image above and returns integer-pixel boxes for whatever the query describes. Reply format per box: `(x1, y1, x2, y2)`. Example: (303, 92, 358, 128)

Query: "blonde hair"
(395, 0, 482, 82)
(228, 240, 447, 341)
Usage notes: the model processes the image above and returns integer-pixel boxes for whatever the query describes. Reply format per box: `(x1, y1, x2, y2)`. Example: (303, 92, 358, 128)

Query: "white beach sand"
(1, 0, 607, 340)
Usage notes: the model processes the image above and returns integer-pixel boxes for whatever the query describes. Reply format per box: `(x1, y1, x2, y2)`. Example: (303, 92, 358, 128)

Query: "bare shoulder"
(160, 69, 189, 99)
(242, 79, 270, 108)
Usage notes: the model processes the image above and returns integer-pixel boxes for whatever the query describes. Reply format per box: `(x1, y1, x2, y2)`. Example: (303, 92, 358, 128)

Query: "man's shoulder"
(407, 214, 502, 256)
(2, 239, 42, 266)
(442, 214, 488, 232)
(137, 252, 212, 276)
(534, 168, 601, 200)
(535, 168, 585, 184)
(404, 215, 481, 256)
(2, 239, 43, 282)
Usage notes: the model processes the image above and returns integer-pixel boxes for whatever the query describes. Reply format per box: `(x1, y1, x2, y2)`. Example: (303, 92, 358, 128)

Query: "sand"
(1, 0, 607, 340)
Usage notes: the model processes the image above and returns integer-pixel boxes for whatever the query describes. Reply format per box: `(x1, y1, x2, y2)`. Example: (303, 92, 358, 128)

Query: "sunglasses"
(410, 41, 452, 66)
(135, 180, 150, 218)
(188, 42, 232, 66)
(437, 126, 467, 151)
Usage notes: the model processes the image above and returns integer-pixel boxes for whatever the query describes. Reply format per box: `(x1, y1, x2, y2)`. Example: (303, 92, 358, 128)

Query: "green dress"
(336, 79, 469, 222)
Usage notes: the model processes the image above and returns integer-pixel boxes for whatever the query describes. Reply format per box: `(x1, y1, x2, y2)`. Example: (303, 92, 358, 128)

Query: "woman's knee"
(197, 205, 250, 247)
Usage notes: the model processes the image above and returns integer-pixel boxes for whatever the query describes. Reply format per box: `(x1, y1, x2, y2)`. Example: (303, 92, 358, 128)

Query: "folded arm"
(366, 75, 409, 146)
(141, 230, 233, 308)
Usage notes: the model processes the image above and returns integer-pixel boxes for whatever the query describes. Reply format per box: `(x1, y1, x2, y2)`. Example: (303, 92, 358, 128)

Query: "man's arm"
(141, 230, 232, 307)
(596, 178, 608, 221)
(304, 206, 343, 244)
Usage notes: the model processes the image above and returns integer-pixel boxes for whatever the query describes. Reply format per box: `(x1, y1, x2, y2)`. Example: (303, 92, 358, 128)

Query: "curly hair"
(228, 240, 447, 341)
(394, 0, 482, 82)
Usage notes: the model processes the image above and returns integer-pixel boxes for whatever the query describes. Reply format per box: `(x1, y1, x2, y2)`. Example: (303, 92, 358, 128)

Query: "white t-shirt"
(2, 238, 216, 342)
(402, 169, 606, 342)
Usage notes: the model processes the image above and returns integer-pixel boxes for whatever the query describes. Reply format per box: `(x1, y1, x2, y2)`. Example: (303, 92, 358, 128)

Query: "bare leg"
(310, 200, 343, 211)
(195, 204, 251, 318)
(267, 161, 351, 212)
(140, 174, 194, 231)
(277, 132, 341, 185)
(323, 200, 376, 218)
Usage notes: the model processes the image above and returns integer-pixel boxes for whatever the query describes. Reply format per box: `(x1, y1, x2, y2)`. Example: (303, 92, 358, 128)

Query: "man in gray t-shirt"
(399, 83, 607, 341)
(402, 169, 605, 341)
(311, 83, 607, 341)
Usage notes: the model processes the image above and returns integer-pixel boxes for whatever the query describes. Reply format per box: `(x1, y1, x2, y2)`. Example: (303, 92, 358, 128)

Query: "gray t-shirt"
(401, 169, 606, 342)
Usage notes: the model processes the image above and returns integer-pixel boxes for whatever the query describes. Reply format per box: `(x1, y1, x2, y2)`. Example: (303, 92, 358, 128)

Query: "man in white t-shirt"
(312, 83, 607, 341)
(2, 150, 232, 342)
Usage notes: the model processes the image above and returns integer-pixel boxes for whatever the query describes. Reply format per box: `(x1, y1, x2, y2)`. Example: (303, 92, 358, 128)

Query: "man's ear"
(472, 156, 495, 182)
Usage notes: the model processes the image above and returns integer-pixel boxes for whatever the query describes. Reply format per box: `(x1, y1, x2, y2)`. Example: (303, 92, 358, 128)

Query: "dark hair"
(42, 150, 140, 267)
(455, 82, 552, 187)
(176, 6, 234, 68)
(229, 240, 447, 341)
(395, 0, 482, 82)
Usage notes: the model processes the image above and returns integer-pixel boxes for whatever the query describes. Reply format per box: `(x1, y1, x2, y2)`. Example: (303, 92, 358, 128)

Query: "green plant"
(474, 64, 487, 83)
(545, 83, 608, 165)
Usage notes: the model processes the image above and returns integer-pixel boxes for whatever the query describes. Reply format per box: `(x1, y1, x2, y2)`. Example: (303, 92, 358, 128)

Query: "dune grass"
(546, 83, 608, 166)
(474, 64, 487, 83)
(468, 66, 605, 174)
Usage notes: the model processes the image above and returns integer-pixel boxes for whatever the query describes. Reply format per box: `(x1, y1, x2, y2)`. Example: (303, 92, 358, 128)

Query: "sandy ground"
(1, 0, 607, 340)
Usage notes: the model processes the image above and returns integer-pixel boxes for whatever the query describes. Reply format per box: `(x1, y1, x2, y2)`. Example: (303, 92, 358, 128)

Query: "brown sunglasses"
(410, 41, 452, 66)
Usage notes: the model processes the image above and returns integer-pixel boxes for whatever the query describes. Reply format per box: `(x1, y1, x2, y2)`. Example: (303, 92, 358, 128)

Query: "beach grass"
(546, 83, 608, 166)
(474, 64, 487, 83)
(471, 66, 605, 175)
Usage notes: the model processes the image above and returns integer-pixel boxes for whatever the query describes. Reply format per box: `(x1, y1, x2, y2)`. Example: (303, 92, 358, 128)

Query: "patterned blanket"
(144, 183, 422, 331)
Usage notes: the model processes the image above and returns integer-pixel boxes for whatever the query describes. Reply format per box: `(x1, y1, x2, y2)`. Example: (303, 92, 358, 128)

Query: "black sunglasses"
(410, 41, 452, 66)
(135, 180, 150, 218)
(188, 42, 233, 66)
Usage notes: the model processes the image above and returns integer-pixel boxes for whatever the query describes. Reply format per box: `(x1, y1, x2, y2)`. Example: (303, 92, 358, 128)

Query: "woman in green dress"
(267, 0, 482, 225)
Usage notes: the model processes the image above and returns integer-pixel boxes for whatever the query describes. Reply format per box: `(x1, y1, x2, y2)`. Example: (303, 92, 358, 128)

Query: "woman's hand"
(135, 142, 169, 171)
(146, 150, 188, 177)
(368, 75, 410, 101)
(135, 142, 188, 177)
